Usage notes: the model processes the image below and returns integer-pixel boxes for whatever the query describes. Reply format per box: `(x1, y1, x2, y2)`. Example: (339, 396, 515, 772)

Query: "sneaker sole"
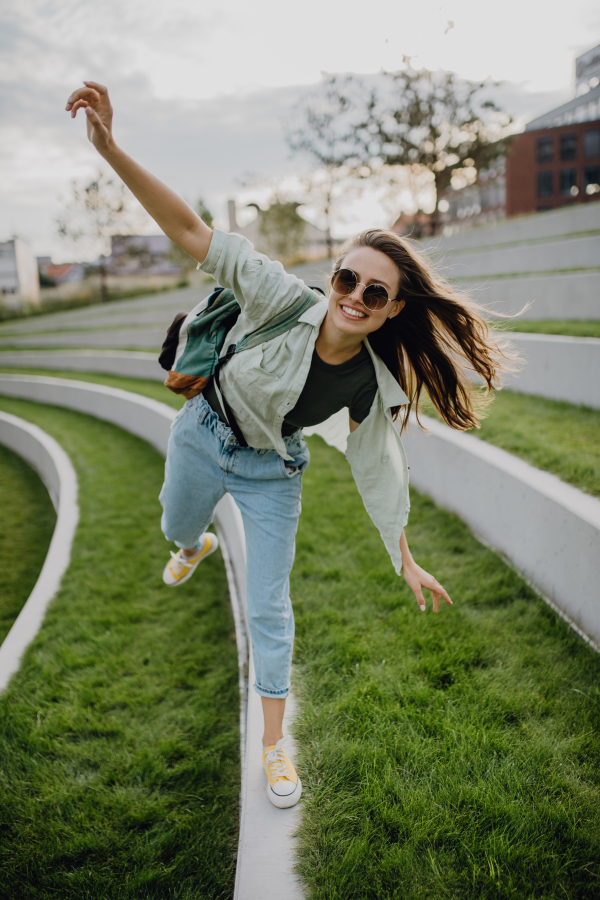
(162, 534, 220, 587)
(266, 776, 302, 809)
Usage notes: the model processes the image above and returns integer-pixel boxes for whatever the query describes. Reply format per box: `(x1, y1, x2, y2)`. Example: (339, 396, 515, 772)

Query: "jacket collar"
(300, 299, 409, 410)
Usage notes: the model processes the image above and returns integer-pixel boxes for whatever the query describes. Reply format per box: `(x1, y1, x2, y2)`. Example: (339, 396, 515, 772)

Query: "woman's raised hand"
(65, 82, 114, 155)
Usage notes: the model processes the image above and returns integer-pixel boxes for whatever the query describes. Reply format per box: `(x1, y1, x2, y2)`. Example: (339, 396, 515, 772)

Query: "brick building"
(506, 39, 600, 219)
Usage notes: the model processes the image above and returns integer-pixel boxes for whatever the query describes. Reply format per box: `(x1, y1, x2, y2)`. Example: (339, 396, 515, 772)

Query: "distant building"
(227, 199, 331, 261)
(506, 44, 600, 218)
(439, 162, 506, 234)
(37, 257, 85, 286)
(0, 238, 40, 310)
(390, 161, 507, 238)
(109, 234, 183, 275)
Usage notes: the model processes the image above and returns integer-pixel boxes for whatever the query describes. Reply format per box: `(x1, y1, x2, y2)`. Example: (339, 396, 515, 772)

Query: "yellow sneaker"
(262, 737, 302, 808)
(162, 533, 219, 587)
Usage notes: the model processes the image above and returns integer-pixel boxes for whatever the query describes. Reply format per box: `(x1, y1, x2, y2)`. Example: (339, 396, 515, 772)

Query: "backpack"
(159, 284, 324, 446)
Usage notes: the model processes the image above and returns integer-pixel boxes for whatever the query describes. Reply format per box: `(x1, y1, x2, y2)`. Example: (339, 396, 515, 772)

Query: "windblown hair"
(331, 228, 517, 432)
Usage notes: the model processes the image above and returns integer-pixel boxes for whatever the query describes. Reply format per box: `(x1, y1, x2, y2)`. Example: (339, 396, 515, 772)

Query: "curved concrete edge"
(0, 349, 165, 382)
(0, 374, 304, 900)
(308, 411, 600, 651)
(500, 332, 600, 410)
(0, 411, 79, 692)
(3, 341, 600, 411)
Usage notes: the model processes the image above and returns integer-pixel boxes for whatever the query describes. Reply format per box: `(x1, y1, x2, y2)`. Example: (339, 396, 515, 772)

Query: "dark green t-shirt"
(281, 344, 377, 436)
(204, 343, 378, 437)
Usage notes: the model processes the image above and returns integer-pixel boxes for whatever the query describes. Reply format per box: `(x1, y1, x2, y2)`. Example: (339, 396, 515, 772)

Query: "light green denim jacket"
(197, 229, 410, 574)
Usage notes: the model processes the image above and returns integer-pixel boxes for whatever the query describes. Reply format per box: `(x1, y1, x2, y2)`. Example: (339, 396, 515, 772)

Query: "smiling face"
(327, 246, 404, 338)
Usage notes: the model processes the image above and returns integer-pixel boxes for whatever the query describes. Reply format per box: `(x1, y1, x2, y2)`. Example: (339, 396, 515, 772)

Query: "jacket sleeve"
(198, 229, 308, 330)
(345, 396, 410, 576)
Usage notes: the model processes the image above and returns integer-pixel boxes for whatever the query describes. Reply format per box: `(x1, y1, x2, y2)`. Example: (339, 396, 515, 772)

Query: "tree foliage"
(285, 76, 369, 253)
(56, 170, 139, 300)
(258, 200, 306, 263)
(287, 67, 514, 234)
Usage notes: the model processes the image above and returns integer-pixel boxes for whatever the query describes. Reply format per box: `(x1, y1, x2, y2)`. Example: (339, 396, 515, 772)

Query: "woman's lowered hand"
(400, 530, 452, 613)
(65, 82, 114, 155)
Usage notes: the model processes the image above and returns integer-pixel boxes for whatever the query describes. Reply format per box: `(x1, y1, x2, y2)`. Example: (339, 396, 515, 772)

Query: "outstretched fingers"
(66, 87, 100, 113)
(432, 581, 452, 613)
(83, 80, 108, 94)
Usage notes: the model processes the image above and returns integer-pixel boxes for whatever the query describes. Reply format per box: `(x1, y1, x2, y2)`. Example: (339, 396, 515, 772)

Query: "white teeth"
(341, 305, 366, 319)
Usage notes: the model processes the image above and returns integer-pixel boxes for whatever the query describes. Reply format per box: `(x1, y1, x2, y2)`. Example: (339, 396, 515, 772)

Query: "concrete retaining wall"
(0, 349, 165, 381)
(420, 203, 600, 319)
(0, 374, 304, 900)
(506, 332, 600, 408)
(0, 411, 79, 691)
(3, 335, 599, 411)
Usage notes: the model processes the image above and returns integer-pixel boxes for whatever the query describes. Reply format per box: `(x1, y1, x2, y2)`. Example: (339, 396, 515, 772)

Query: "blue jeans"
(159, 394, 310, 698)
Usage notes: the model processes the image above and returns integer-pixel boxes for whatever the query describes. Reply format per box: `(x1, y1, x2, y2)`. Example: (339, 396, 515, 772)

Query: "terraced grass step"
(0, 442, 56, 645)
(0, 397, 239, 899)
(293, 436, 600, 899)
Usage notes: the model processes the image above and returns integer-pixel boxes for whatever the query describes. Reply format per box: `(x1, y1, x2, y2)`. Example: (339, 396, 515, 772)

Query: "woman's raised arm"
(65, 82, 213, 264)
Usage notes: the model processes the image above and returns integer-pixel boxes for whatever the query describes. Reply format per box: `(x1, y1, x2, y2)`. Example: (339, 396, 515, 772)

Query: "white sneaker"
(262, 737, 302, 809)
(162, 533, 219, 586)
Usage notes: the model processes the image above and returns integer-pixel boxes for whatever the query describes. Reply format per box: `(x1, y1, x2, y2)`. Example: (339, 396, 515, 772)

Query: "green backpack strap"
(232, 284, 320, 354)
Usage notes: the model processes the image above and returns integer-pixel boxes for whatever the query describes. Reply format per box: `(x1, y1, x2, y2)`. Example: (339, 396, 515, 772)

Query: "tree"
(258, 200, 306, 263)
(351, 65, 514, 233)
(169, 197, 214, 270)
(57, 170, 140, 301)
(285, 76, 369, 255)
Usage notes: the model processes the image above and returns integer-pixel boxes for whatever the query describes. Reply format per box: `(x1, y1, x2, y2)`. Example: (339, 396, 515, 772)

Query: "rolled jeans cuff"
(253, 682, 290, 699)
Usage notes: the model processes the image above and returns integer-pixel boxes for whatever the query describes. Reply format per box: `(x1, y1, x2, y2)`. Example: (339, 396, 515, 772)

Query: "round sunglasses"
(331, 267, 396, 311)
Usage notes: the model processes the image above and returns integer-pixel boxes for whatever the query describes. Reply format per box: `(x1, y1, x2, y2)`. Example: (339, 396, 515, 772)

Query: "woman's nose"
(348, 284, 366, 303)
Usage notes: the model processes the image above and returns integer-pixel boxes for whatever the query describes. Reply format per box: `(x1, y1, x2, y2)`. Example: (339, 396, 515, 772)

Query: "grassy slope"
(501, 321, 600, 338)
(0, 443, 56, 643)
(0, 397, 239, 900)
(473, 390, 600, 497)
(293, 436, 600, 900)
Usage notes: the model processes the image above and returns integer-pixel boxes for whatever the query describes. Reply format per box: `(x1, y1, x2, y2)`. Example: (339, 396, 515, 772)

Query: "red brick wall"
(506, 122, 600, 217)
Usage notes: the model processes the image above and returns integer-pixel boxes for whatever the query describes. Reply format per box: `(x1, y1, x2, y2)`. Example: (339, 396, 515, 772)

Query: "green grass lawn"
(498, 320, 600, 338)
(293, 436, 600, 899)
(0, 397, 239, 899)
(0, 443, 56, 644)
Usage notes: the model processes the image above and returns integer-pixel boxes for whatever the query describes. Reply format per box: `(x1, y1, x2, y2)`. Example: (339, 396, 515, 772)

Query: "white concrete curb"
(505, 332, 600, 409)
(0, 349, 165, 382)
(3, 338, 600, 410)
(0, 374, 304, 899)
(0, 411, 79, 691)
(307, 409, 600, 649)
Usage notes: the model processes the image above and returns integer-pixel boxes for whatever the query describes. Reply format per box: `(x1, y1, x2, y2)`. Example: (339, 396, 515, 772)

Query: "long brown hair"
(331, 228, 516, 432)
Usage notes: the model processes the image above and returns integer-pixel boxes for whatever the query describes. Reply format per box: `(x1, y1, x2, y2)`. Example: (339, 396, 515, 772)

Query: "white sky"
(1, 0, 599, 260)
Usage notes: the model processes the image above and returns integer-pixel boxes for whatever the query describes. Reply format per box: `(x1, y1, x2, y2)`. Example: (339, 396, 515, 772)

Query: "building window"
(560, 133, 577, 161)
(559, 168, 578, 195)
(537, 136, 553, 163)
(538, 171, 553, 197)
(584, 130, 600, 158)
(584, 166, 600, 195)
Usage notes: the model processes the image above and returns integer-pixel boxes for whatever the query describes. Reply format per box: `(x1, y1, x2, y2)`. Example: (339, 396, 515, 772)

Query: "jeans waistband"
(191, 394, 303, 451)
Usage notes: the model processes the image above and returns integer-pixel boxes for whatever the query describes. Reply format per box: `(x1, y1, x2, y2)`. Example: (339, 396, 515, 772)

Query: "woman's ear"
(388, 299, 405, 319)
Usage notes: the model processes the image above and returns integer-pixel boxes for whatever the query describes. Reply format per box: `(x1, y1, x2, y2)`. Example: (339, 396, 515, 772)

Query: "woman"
(66, 82, 506, 809)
